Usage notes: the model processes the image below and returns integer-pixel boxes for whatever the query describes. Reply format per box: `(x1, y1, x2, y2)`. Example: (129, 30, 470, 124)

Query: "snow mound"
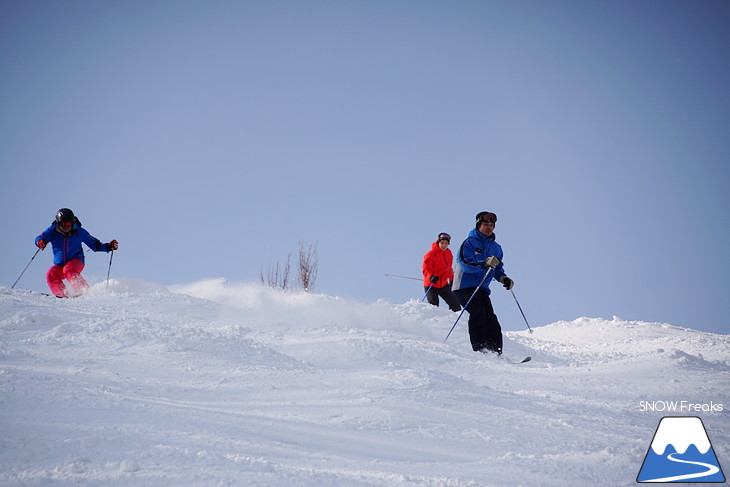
(171, 277, 454, 338)
(509, 316, 730, 367)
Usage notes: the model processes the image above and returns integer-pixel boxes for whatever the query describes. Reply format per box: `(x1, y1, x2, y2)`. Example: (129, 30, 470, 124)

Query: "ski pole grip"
(485, 256, 500, 269)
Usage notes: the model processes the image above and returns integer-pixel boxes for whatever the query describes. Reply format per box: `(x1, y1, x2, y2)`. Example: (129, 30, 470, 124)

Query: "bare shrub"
(259, 253, 291, 291)
(298, 241, 318, 292)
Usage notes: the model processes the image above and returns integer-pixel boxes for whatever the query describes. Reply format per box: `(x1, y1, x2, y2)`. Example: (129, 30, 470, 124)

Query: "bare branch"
(297, 241, 318, 292)
(260, 254, 291, 291)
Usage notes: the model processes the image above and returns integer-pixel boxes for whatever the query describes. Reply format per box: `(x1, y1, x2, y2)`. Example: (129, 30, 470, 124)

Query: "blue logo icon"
(637, 416, 726, 483)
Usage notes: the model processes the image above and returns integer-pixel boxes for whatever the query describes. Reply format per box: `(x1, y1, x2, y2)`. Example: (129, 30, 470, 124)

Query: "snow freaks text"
(639, 401, 724, 413)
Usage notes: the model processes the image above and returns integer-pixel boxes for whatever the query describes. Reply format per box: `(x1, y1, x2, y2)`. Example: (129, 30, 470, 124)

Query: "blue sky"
(2, 1, 728, 334)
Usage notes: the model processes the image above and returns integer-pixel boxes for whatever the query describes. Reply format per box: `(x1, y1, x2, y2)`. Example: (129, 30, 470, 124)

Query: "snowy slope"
(1, 279, 728, 487)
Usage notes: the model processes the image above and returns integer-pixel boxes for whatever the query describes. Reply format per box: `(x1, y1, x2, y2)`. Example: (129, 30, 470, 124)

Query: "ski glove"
(108, 240, 119, 251)
(500, 276, 514, 290)
(429, 275, 439, 284)
(481, 256, 500, 269)
(36, 239, 46, 250)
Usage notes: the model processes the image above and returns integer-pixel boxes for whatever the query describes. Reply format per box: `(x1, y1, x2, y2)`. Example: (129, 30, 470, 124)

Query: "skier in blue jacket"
(452, 211, 514, 354)
(35, 208, 118, 297)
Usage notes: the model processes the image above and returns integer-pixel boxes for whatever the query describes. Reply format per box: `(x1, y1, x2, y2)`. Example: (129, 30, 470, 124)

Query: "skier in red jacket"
(422, 233, 461, 312)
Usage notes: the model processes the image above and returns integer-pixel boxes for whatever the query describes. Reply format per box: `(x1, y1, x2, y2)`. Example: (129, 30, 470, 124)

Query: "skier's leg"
(482, 294, 503, 354)
(63, 259, 89, 295)
(440, 285, 462, 312)
(46, 265, 66, 298)
(456, 288, 490, 351)
(425, 286, 440, 307)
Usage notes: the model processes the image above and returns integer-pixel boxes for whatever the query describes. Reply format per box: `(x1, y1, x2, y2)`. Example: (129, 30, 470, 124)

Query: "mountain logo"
(637, 416, 726, 483)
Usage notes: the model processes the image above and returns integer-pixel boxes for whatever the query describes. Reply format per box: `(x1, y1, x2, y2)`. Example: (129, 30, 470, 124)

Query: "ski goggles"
(438, 233, 451, 242)
(476, 212, 497, 224)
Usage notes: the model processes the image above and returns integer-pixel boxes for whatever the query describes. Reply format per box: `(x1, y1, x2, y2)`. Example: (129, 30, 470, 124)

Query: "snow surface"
(1, 278, 728, 487)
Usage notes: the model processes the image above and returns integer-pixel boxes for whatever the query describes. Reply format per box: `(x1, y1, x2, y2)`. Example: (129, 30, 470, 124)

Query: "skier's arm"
(81, 229, 113, 252)
(458, 239, 487, 275)
(35, 226, 55, 249)
(493, 260, 506, 281)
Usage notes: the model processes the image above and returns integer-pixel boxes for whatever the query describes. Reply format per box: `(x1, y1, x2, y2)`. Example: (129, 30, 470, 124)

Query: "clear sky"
(2, 0, 728, 334)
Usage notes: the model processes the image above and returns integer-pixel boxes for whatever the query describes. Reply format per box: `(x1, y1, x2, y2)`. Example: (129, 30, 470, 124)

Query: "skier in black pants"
(422, 232, 461, 312)
(452, 211, 514, 354)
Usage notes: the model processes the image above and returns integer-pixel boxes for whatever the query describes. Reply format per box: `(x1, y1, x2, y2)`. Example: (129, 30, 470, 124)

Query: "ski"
(28, 290, 54, 297)
(7, 288, 56, 298)
(503, 356, 531, 364)
(478, 348, 532, 364)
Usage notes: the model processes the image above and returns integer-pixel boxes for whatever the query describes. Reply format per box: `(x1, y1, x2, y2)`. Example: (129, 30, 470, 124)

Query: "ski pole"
(106, 250, 114, 285)
(421, 282, 435, 302)
(510, 288, 533, 333)
(11, 248, 41, 289)
(444, 267, 493, 342)
(385, 273, 421, 282)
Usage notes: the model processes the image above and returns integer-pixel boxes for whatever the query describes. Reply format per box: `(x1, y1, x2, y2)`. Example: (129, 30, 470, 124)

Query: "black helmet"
(475, 211, 497, 226)
(56, 208, 75, 223)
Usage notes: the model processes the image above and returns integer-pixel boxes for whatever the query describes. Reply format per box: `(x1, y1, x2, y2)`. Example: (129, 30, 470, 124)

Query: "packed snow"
(1, 278, 728, 486)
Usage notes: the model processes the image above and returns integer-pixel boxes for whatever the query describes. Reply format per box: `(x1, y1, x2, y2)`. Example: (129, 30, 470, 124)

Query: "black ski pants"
(424, 283, 461, 312)
(454, 287, 503, 353)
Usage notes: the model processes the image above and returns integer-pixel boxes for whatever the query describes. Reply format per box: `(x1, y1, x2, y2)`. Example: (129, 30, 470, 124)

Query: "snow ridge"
(1, 279, 728, 487)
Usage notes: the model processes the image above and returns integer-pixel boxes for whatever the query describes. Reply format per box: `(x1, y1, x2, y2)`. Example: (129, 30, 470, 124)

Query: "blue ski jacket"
(452, 227, 506, 294)
(36, 221, 112, 266)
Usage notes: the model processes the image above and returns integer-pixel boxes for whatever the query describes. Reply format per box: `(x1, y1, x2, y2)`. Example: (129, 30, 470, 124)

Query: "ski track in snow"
(1, 278, 728, 486)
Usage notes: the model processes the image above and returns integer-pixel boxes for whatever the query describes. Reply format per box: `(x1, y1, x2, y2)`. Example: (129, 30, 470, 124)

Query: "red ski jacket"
(422, 241, 455, 288)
